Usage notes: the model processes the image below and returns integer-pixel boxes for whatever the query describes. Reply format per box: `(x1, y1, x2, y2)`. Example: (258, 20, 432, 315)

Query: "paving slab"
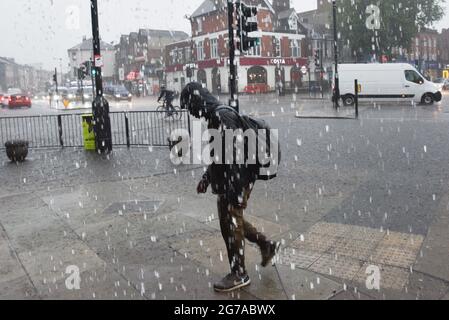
(1, 208, 79, 254)
(0, 192, 46, 212)
(405, 272, 449, 300)
(0, 205, 56, 228)
(119, 249, 257, 300)
(330, 289, 374, 300)
(276, 264, 341, 300)
(0, 276, 38, 300)
(17, 239, 106, 296)
(309, 253, 364, 281)
(414, 195, 449, 282)
(38, 266, 143, 300)
(168, 229, 286, 300)
(0, 242, 27, 284)
(41, 180, 138, 211)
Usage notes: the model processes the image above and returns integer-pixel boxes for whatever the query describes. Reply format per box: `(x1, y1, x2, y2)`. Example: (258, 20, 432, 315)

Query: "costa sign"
(240, 57, 307, 66)
(270, 58, 286, 65)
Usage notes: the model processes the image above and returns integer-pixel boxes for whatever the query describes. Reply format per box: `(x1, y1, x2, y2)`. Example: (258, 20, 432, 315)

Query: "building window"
(178, 48, 184, 64)
(290, 40, 301, 57)
(197, 41, 204, 61)
(210, 38, 219, 59)
(185, 47, 191, 63)
(197, 18, 203, 33)
(247, 42, 261, 56)
(274, 38, 281, 57)
(170, 49, 177, 65)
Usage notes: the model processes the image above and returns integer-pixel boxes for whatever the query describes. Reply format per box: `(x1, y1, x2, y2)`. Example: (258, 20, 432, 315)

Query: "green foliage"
(337, 0, 446, 59)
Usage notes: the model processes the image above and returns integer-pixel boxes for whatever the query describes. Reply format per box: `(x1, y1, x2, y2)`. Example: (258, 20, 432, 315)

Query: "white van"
(337, 63, 442, 106)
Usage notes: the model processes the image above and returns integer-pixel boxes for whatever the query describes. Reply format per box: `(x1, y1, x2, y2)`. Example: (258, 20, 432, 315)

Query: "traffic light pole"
(54, 68, 59, 94)
(228, 0, 239, 112)
(90, 58, 95, 97)
(90, 0, 112, 153)
(332, 0, 340, 109)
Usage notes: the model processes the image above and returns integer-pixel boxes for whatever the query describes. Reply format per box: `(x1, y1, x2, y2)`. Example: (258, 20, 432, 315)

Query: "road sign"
(63, 99, 70, 108)
(94, 55, 103, 67)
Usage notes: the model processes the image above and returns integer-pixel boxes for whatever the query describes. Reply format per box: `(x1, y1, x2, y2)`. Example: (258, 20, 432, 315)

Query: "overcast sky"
(0, 0, 448, 71)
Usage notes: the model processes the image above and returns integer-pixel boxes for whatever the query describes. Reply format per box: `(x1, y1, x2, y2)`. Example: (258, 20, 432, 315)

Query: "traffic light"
(186, 67, 193, 78)
(237, 3, 259, 52)
(78, 66, 86, 80)
(82, 61, 92, 76)
(314, 49, 321, 67)
(53, 73, 57, 83)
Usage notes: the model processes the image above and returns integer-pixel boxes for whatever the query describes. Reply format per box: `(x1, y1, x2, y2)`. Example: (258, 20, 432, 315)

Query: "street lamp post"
(90, 0, 112, 154)
(332, 0, 340, 109)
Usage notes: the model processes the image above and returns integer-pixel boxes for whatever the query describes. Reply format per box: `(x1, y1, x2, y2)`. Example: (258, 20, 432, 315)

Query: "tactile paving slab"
(278, 248, 321, 270)
(330, 237, 378, 261)
(289, 232, 339, 253)
(279, 222, 424, 291)
(309, 253, 364, 280)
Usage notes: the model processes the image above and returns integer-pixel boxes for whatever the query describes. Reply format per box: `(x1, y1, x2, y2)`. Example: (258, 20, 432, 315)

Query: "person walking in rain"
(180, 82, 280, 293)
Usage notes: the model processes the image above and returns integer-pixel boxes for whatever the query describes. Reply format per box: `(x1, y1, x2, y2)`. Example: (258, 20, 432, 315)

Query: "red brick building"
(165, 0, 308, 94)
(438, 28, 449, 73)
(405, 28, 439, 79)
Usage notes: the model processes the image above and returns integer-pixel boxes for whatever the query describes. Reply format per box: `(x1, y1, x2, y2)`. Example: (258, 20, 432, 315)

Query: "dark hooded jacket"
(181, 82, 257, 206)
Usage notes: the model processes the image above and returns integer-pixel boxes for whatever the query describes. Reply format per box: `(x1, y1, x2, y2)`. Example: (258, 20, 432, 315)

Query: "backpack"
(216, 106, 281, 180)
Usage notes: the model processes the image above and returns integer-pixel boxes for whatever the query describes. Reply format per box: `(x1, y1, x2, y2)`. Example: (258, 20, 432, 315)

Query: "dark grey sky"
(0, 0, 448, 71)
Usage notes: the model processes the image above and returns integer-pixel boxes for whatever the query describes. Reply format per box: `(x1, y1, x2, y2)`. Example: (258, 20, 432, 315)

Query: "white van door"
(403, 69, 424, 101)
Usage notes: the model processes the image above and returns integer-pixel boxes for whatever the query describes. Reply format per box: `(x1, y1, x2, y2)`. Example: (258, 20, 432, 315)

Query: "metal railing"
(0, 110, 191, 149)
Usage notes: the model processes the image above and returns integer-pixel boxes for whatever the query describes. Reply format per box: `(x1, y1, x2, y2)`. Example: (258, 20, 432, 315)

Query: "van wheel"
(421, 94, 434, 105)
(343, 95, 355, 106)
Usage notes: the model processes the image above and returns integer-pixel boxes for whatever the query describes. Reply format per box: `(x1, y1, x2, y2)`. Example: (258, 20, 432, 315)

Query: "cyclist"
(157, 85, 176, 117)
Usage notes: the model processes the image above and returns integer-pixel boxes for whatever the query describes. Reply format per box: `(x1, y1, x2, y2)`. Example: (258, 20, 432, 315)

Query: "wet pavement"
(1, 92, 449, 300)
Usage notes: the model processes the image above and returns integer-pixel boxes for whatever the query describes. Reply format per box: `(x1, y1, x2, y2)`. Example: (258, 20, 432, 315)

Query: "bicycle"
(157, 100, 182, 120)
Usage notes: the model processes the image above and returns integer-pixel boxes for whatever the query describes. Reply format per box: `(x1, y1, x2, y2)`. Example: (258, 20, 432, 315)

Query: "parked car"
(2, 88, 22, 106)
(105, 85, 132, 101)
(336, 63, 442, 106)
(2, 89, 31, 108)
(6, 94, 32, 108)
(0, 92, 5, 107)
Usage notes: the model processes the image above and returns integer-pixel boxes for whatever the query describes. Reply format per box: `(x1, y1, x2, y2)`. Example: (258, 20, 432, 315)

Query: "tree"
(337, 0, 446, 61)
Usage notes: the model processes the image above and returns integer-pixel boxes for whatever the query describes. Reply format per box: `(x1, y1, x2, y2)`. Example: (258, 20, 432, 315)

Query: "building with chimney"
(164, 0, 308, 94)
(115, 29, 189, 95)
(67, 36, 116, 82)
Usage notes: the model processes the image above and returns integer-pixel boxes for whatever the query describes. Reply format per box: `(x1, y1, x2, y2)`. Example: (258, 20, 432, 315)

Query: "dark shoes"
(261, 241, 281, 267)
(214, 273, 251, 292)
